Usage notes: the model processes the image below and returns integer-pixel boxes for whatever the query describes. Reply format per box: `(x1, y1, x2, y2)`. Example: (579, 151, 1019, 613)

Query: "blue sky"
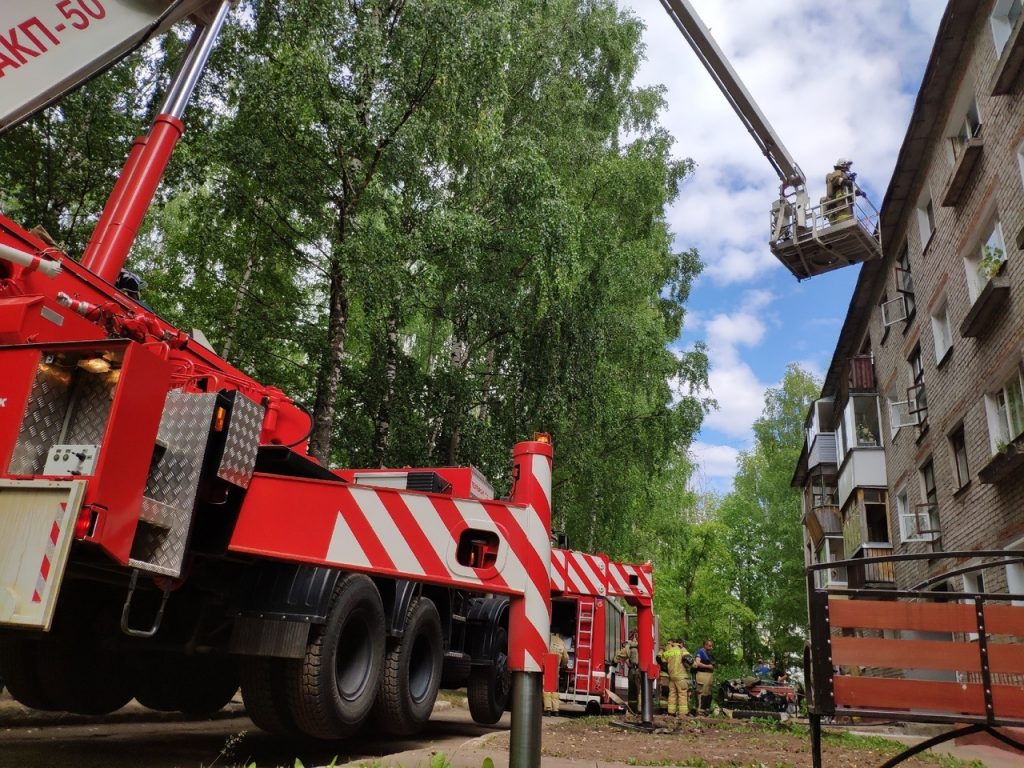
(618, 0, 947, 493)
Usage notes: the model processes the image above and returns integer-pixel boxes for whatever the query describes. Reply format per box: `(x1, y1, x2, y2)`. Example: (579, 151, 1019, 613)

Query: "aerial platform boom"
(660, 0, 882, 280)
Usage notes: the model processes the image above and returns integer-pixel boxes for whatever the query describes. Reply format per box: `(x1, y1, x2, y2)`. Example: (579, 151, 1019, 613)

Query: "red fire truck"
(0, 2, 658, 758)
(549, 549, 656, 715)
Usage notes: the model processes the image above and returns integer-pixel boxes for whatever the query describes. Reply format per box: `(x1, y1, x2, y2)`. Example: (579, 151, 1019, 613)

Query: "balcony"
(960, 274, 1010, 338)
(940, 126, 984, 208)
(991, 13, 1024, 94)
(838, 448, 887, 510)
(979, 439, 1024, 484)
(807, 432, 837, 470)
(848, 355, 875, 391)
(804, 504, 842, 547)
(847, 545, 896, 588)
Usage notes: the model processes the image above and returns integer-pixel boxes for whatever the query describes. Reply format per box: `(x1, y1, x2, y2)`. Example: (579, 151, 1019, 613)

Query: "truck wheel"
(0, 634, 56, 710)
(468, 626, 509, 725)
(35, 602, 133, 715)
(286, 573, 385, 739)
(372, 597, 442, 737)
(240, 656, 297, 736)
(136, 656, 239, 716)
(440, 655, 471, 689)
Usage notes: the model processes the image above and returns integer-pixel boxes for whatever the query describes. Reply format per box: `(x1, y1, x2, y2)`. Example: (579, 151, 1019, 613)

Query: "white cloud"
(623, 0, 943, 285)
(620, 0, 943, 487)
(694, 289, 778, 438)
(690, 441, 741, 479)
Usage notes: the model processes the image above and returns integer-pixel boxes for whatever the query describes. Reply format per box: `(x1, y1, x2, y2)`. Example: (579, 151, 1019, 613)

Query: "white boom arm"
(0, 0, 220, 134)
(659, 0, 806, 191)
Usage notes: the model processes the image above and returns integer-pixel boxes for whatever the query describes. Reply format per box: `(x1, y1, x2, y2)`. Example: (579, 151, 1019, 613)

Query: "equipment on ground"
(660, 0, 882, 280)
(0, 2, 656, 762)
(718, 674, 801, 715)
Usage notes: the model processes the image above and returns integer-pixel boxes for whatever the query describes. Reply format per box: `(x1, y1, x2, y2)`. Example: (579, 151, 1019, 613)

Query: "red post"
(81, 115, 184, 284)
(508, 437, 553, 768)
(508, 438, 553, 672)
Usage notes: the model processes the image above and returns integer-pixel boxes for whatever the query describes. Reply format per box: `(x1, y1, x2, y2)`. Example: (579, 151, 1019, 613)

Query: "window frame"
(950, 426, 970, 490)
(930, 296, 953, 364)
(987, 364, 1024, 449)
(965, 217, 1007, 302)
(991, 0, 1023, 56)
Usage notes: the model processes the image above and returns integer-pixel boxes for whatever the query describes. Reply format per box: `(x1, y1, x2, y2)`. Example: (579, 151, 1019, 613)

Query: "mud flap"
(0, 479, 85, 630)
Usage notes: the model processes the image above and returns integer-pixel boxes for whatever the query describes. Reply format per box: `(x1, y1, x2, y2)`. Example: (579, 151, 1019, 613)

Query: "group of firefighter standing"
(542, 631, 716, 717)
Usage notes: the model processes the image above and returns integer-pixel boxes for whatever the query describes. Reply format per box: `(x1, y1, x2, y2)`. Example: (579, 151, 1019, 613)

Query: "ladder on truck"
(573, 597, 595, 696)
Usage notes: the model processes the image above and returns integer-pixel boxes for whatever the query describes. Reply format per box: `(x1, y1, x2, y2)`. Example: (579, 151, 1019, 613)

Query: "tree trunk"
(309, 259, 349, 464)
(371, 304, 400, 466)
(220, 250, 258, 361)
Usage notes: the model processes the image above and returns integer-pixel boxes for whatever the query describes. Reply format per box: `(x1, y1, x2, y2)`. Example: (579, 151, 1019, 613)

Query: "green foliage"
(979, 244, 1005, 280)
(1, 0, 709, 583)
(716, 365, 820, 666)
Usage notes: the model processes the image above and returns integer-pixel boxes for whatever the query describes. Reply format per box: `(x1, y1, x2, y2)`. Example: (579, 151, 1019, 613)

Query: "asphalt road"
(0, 695, 509, 768)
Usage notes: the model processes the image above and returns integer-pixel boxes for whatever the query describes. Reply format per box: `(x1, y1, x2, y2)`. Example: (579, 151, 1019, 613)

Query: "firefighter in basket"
(822, 158, 862, 224)
(544, 631, 570, 716)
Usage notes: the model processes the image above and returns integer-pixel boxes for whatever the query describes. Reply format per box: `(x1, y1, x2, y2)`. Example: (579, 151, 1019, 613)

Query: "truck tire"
(468, 626, 509, 725)
(35, 597, 133, 715)
(240, 656, 297, 736)
(0, 634, 56, 710)
(135, 656, 239, 716)
(440, 655, 471, 689)
(372, 597, 442, 737)
(286, 573, 385, 739)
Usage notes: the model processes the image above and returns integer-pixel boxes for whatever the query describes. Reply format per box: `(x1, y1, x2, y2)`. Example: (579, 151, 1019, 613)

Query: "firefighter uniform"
(823, 159, 855, 223)
(544, 633, 569, 714)
(615, 634, 640, 710)
(660, 641, 690, 716)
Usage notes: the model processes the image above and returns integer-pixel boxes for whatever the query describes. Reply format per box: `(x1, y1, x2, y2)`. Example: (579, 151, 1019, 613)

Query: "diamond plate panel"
(64, 371, 116, 445)
(217, 393, 263, 489)
(130, 391, 217, 577)
(9, 365, 71, 475)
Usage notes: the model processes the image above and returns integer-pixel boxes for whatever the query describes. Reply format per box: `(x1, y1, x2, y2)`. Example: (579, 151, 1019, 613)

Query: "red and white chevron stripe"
(550, 549, 607, 596)
(607, 561, 654, 600)
(507, 441, 553, 673)
(229, 440, 553, 673)
(31, 506, 64, 604)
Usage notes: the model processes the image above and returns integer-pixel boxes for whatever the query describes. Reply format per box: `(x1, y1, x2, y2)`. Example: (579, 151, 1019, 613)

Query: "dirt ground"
(483, 714, 976, 768)
(1, 689, 1003, 768)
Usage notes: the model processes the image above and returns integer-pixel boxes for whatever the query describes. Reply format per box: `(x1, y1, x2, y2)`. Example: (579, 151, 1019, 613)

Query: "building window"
(815, 537, 847, 588)
(986, 363, 1024, 450)
(950, 426, 969, 489)
(882, 245, 915, 326)
(917, 459, 941, 541)
(1018, 140, 1024, 189)
(964, 572, 986, 595)
(1007, 538, 1024, 606)
(886, 387, 903, 438)
(864, 490, 890, 544)
(849, 394, 881, 447)
(916, 195, 935, 248)
(950, 97, 982, 162)
(909, 345, 928, 428)
(930, 297, 952, 363)
(966, 218, 1007, 301)
(992, 0, 1023, 56)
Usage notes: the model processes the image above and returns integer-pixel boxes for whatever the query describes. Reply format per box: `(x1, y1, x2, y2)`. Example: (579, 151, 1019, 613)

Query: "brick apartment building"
(794, 0, 1024, 597)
